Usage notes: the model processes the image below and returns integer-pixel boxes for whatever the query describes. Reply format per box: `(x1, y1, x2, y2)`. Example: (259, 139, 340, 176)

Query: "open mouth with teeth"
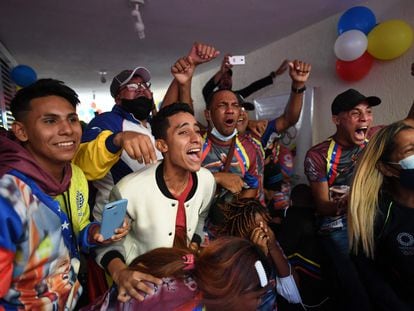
(354, 126, 368, 141)
(186, 147, 201, 162)
(57, 141, 76, 148)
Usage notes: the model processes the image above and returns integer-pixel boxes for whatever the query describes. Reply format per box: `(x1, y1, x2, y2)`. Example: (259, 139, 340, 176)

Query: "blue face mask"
(398, 154, 414, 169)
(394, 154, 414, 190)
(210, 126, 237, 141)
(209, 117, 237, 142)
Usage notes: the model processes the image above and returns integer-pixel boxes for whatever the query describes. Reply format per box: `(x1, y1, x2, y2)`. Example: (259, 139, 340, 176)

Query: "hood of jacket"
(0, 133, 71, 196)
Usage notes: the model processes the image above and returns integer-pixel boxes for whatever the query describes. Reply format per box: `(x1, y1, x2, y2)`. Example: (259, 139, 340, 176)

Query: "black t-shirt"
(375, 199, 414, 303)
(353, 195, 414, 310)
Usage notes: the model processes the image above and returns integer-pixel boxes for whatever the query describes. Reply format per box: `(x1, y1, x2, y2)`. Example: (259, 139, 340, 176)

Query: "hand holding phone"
(100, 199, 128, 240)
(229, 55, 245, 65)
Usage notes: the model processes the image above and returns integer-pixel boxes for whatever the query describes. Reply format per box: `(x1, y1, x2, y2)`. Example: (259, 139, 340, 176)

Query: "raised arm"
(202, 54, 231, 102)
(247, 60, 311, 141)
(171, 56, 196, 108)
(273, 59, 311, 133)
(237, 59, 289, 99)
(162, 42, 219, 108)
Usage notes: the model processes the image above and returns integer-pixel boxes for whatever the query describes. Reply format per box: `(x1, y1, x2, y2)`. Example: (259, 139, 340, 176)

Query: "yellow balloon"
(368, 19, 413, 60)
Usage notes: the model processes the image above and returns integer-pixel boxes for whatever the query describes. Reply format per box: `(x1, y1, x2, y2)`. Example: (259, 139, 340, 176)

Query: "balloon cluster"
(10, 64, 37, 88)
(334, 6, 413, 82)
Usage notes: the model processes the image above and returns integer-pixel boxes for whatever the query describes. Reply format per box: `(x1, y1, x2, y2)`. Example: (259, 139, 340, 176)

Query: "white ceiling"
(0, 0, 365, 99)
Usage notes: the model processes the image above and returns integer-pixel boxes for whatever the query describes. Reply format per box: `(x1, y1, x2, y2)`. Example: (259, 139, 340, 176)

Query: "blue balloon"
(337, 6, 376, 35)
(10, 65, 37, 87)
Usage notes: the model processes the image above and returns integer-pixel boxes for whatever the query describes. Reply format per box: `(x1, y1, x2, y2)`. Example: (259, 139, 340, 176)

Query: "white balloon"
(334, 30, 368, 61)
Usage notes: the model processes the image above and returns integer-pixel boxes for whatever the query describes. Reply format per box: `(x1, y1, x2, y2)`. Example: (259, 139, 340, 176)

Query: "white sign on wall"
(253, 88, 314, 184)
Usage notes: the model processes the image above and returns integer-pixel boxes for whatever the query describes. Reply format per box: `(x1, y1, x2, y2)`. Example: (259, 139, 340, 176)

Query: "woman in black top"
(349, 121, 414, 311)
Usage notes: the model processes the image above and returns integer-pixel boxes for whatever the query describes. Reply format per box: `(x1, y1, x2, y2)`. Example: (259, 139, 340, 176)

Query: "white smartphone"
(229, 55, 245, 65)
(100, 199, 128, 240)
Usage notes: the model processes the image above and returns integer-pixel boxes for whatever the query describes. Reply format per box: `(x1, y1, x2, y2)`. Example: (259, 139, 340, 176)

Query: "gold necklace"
(165, 175, 189, 196)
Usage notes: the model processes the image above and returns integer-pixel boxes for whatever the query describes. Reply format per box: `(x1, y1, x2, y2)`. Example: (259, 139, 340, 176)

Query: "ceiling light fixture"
(130, 0, 145, 39)
(99, 70, 107, 83)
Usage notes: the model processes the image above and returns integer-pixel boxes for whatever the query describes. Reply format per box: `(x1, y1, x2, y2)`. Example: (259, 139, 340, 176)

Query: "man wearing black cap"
(305, 88, 381, 224)
(304, 88, 381, 310)
(76, 66, 163, 221)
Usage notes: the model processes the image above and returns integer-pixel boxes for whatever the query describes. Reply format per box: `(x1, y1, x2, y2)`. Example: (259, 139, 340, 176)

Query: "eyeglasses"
(123, 82, 151, 91)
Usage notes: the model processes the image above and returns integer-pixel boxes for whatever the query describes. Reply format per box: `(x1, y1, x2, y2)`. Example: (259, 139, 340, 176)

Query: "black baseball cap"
(110, 66, 151, 98)
(236, 93, 255, 111)
(331, 89, 381, 115)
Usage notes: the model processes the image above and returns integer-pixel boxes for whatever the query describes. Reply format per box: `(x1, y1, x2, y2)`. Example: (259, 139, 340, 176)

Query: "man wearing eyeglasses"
(77, 67, 163, 222)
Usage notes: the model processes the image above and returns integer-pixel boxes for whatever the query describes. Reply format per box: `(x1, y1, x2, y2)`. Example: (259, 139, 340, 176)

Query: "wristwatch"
(291, 85, 306, 94)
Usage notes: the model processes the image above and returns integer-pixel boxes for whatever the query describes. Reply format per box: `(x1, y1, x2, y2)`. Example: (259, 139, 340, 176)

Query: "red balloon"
(336, 51, 374, 81)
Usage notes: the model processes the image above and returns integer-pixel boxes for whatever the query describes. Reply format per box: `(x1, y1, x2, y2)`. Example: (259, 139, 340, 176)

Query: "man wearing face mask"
(166, 55, 310, 233)
(78, 67, 163, 221)
(202, 89, 259, 203)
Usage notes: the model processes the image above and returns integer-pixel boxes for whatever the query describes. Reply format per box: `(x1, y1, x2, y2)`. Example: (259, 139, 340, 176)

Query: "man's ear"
(204, 109, 211, 122)
(114, 92, 123, 105)
(377, 161, 399, 178)
(12, 121, 28, 142)
(155, 139, 168, 153)
(332, 115, 340, 126)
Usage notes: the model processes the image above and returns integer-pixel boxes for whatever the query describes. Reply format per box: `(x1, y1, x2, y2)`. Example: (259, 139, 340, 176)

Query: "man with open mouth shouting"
(304, 88, 382, 311)
(95, 103, 216, 303)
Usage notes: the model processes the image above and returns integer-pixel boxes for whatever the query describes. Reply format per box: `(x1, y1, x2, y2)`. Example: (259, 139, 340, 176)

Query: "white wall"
(191, 0, 413, 145)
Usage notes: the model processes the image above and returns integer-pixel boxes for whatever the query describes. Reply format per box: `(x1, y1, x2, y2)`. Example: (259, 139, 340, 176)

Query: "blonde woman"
(349, 121, 414, 310)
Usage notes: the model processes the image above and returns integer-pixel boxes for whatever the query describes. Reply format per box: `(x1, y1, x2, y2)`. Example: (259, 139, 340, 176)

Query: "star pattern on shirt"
(61, 221, 70, 230)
